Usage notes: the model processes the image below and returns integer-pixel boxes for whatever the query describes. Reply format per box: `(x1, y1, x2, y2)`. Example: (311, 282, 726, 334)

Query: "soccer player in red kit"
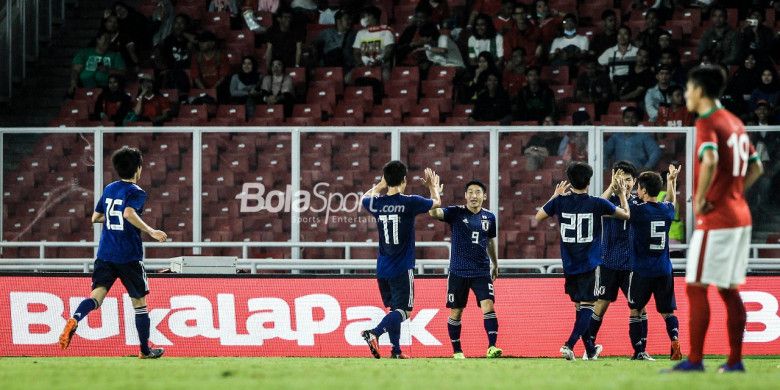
(671, 66, 764, 372)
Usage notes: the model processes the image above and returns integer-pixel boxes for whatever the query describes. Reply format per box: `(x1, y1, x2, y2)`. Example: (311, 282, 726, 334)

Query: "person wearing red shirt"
(655, 85, 695, 127)
(504, 3, 542, 66)
(467, 0, 502, 29)
(671, 66, 764, 373)
(131, 73, 172, 125)
(531, 0, 562, 48)
(190, 31, 230, 102)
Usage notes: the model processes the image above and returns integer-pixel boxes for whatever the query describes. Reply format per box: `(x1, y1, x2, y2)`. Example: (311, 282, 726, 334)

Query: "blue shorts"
(446, 274, 494, 308)
(564, 267, 600, 303)
(92, 259, 149, 299)
(598, 266, 631, 302)
(378, 269, 414, 311)
(628, 273, 677, 313)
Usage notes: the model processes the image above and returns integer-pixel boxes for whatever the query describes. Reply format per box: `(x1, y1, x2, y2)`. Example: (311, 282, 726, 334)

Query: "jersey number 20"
(105, 198, 124, 231)
(560, 213, 594, 243)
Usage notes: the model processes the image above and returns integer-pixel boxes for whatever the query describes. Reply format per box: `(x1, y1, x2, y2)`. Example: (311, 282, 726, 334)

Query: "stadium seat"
(344, 86, 374, 111)
(552, 85, 574, 101)
(428, 66, 457, 82)
(332, 103, 365, 123)
(306, 83, 337, 112)
(188, 88, 217, 102)
(287, 116, 322, 126)
(312, 67, 344, 94)
(253, 105, 285, 124)
(180, 105, 209, 122)
(404, 117, 435, 126)
(608, 101, 637, 115)
(202, 13, 230, 39)
(351, 66, 382, 82)
(292, 103, 323, 120)
(287, 67, 306, 89)
(420, 97, 453, 115)
(59, 100, 90, 120)
(390, 66, 420, 85)
(72, 88, 100, 111)
(409, 103, 440, 122)
(227, 29, 255, 49)
(381, 97, 412, 114)
(217, 105, 246, 122)
(421, 80, 453, 99)
(451, 104, 474, 118)
(384, 80, 418, 108)
(371, 104, 403, 122)
(565, 103, 596, 121)
(541, 66, 569, 86)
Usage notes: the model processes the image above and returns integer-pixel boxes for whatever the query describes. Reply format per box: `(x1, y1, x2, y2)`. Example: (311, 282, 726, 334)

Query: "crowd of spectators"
(62, 0, 780, 129)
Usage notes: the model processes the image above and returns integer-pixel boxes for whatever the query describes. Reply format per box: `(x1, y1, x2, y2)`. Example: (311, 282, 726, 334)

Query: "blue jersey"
(442, 206, 497, 278)
(362, 194, 433, 278)
(601, 195, 641, 270)
(95, 181, 147, 263)
(629, 201, 675, 277)
(543, 193, 617, 275)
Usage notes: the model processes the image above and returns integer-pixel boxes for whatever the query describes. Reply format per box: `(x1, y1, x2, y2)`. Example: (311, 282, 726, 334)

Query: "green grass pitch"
(2, 356, 779, 389)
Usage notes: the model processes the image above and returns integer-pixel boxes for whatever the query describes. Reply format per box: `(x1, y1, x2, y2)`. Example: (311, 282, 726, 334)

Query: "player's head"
(612, 160, 638, 189)
(637, 171, 663, 199)
(112, 146, 143, 180)
(383, 160, 407, 188)
(464, 180, 487, 209)
(685, 65, 727, 112)
(566, 162, 593, 190)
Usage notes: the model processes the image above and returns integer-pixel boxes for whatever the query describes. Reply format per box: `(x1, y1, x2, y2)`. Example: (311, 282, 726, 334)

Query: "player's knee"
(480, 300, 495, 313)
(660, 312, 674, 318)
(131, 297, 147, 308)
(90, 287, 108, 306)
(449, 309, 463, 321)
(641, 307, 647, 315)
(630, 308, 642, 317)
(594, 300, 610, 315)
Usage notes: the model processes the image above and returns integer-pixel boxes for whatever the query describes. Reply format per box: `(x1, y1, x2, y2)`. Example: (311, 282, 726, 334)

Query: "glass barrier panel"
(746, 128, 780, 258)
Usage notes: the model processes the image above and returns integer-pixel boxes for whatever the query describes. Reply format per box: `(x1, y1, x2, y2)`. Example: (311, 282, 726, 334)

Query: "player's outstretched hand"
(667, 164, 680, 182)
(149, 229, 168, 242)
(377, 176, 388, 190)
(553, 181, 571, 196)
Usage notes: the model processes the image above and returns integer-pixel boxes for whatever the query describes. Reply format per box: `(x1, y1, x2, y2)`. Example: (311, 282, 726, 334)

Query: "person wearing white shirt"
(548, 14, 588, 66)
(598, 25, 638, 81)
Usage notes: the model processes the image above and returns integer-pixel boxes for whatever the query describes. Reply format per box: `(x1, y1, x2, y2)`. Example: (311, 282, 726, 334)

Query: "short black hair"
(687, 65, 727, 99)
(418, 23, 440, 39)
(465, 180, 487, 192)
(617, 25, 632, 36)
(638, 171, 663, 197)
(601, 9, 616, 20)
(622, 106, 638, 117)
(566, 162, 593, 190)
(112, 146, 143, 180)
(383, 160, 407, 187)
(563, 13, 578, 23)
(362, 5, 381, 21)
(612, 160, 638, 178)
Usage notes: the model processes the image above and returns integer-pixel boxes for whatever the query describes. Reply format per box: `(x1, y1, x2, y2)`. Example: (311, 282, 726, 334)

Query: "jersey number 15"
(105, 198, 125, 231)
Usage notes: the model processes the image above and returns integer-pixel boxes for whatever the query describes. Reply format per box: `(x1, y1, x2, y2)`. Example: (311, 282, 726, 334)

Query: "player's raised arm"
(600, 169, 621, 199)
(123, 207, 167, 242)
(535, 181, 570, 221)
(695, 148, 718, 215)
(744, 158, 764, 192)
(422, 168, 442, 210)
(362, 177, 388, 199)
(665, 164, 680, 209)
(612, 179, 631, 220)
(488, 238, 499, 281)
(428, 180, 446, 219)
(91, 212, 105, 224)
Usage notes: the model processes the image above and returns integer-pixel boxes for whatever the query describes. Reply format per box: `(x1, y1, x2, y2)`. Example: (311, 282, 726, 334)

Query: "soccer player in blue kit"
(628, 167, 682, 361)
(536, 162, 631, 360)
(58, 147, 168, 358)
(360, 161, 441, 359)
(429, 180, 501, 359)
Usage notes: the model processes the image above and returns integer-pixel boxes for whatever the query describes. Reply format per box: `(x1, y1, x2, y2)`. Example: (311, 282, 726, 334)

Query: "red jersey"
(694, 108, 759, 229)
(655, 105, 695, 127)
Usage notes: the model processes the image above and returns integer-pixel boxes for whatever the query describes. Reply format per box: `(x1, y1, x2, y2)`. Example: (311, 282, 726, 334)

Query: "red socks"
(718, 288, 746, 366)
(686, 284, 709, 364)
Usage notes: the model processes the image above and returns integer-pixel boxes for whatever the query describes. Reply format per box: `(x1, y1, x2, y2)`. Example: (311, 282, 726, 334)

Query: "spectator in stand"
(502, 48, 527, 95)
(155, 14, 196, 96)
(590, 9, 618, 59)
(722, 51, 761, 116)
(69, 32, 126, 96)
(604, 107, 662, 171)
(598, 25, 638, 83)
(739, 7, 775, 64)
(635, 8, 664, 59)
(697, 6, 740, 66)
(421, 0, 451, 26)
(548, 13, 588, 67)
(745, 100, 775, 126)
(532, 0, 562, 47)
(92, 74, 131, 126)
(100, 13, 138, 73)
(655, 85, 694, 127)
(313, 10, 356, 69)
(575, 59, 613, 117)
(617, 47, 655, 102)
(351, 5, 395, 83)
(209, 0, 239, 16)
(644, 65, 674, 122)
(397, 6, 433, 67)
(559, 111, 589, 161)
(750, 66, 780, 112)
(468, 14, 504, 67)
(458, 51, 499, 103)
(243, 0, 279, 13)
(151, 0, 176, 48)
(493, 0, 516, 35)
(259, 59, 295, 117)
(512, 66, 556, 122)
(127, 73, 172, 126)
(657, 48, 686, 87)
(468, 0, 503, 29)
(190, 31, 230, 103)
(504, 3, 542, 66)
(110, 2, 151, 61)
(230, 56, 262, 117)
(419, 23, 465, 71)
(523, 131, 561, 170)
(265, 7, 303, 70)
(470, 70, 512, 125)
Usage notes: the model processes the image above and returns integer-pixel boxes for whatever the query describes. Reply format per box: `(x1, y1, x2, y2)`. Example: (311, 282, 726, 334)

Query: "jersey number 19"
(727, 133, 750, 177)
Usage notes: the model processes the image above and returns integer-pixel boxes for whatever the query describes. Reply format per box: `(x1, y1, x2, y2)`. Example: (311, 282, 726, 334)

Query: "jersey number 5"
(650, 221, 666, 250)
(378, 214, 400, 245)
(105, 198, 124, 231)
(560, 213, 594, 243)
(727, 133, 750, 177)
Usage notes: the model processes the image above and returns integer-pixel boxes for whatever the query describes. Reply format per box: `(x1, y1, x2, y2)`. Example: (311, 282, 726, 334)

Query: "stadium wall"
(2, 274, 779, 358)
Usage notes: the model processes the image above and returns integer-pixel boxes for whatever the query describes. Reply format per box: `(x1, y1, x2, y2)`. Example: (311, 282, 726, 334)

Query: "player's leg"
(362, 278, 393, 358)
(118, 261, 162, 359)
(640, 307, 648, 353)
(446, 274, 468, 358)
(474, 277, 500, 358)
(588, 267, 620, 352)
(653, 274, 681, 360)
(60, 260, 116, 349)
(716, 226, 751, 372)
(373, 270, 413, 358)
(627, 273, 653, 360)
(563, 268, 598, 360)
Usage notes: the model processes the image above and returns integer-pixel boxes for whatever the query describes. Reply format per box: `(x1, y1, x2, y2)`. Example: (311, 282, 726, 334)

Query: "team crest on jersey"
(482, 220, 490, 231)
(462, 218, 469, 225)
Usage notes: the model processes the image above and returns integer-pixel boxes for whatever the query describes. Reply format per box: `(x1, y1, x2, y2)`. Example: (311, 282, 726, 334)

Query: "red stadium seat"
(410, 103, 440, 121)
(371, 104, 403, 122)
(344, 86, 374, 111)
(382, 97, 412, 114)
(216, 105, 246, 122)
(202, 13, 230, 38)
(312, 67, 344, 93)
(565, 103, 595, 121)
(403, 117, 435, 126)
(292, 103, 322, 119)
(59, 100, 90, 120)
(287, 117, 322, 126)
(227, 29, 255, 48)
(287, 67, 306, 89)
(351, 66, 382, 82)
(552, 85, 574, 101)
(253, 105, 285, 124)
(421, 80, 453, 99)
(452, 104, 474, 118)
(428, 66, 457, 82)
(332, 103, 365, 123)
(180, 105, 209, 122)
(419, 97, 453, 115)
(541, 66, 569, 85)
(384, 80, 418, 108)
(306, 83, 337, 112)
(390, 66, 420, 84)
